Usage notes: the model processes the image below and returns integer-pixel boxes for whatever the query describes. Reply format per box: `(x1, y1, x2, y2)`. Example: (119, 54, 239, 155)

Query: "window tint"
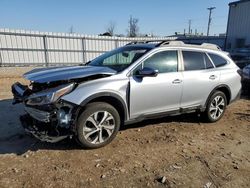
(182, 51, 214, 70)
(208, 53, 228, 67)
(183, 51, 205, 70)
(143, 51, 178, 73)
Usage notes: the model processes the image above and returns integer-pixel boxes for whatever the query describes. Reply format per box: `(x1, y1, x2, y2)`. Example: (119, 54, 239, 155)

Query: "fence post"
(81, 37, 86, 64)
(115, 39, 119, 64)
(115, 38, 119, 49)
(0, 49, 2, 67)
(0, 36, 2, 67)
(43, 35, 49, 67)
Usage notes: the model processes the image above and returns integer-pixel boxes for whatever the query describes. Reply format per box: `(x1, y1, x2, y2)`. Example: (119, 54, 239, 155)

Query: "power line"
(207, 7, 216, 36)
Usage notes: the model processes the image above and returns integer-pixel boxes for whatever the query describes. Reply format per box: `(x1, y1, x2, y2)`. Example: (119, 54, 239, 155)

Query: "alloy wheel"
(209, 95, 225, 120)
(83, 111, 115, 144)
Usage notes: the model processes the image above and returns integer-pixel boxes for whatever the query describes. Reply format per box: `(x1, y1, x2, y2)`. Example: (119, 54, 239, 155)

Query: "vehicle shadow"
(1, 94, 248, 155)
(0, 99, 81, 155)
(0, 98, 205, 155)
(0, 134, 81, 155)
(121, 113, 203, 131)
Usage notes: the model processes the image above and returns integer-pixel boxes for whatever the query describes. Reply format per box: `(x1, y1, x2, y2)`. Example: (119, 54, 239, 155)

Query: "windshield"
(88, 46, 151, 72)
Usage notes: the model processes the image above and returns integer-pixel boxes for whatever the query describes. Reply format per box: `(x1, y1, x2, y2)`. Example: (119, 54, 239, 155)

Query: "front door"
(129, 50, 183, 119)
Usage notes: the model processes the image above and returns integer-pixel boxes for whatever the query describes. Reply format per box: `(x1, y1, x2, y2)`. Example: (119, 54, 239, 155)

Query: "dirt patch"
(0, 70, 250, 188)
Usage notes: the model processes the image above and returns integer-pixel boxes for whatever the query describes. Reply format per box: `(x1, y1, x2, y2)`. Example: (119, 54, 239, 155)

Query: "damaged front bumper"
(20, 114, 70, 143)
(12, 82, 78, 143)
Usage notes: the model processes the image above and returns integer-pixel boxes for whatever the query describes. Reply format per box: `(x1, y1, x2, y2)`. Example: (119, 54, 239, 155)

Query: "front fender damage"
(12, 71, 114, 143)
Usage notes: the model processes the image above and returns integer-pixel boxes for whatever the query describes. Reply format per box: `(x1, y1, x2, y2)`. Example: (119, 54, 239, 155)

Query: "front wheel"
(76, 102, 120, 149)
(203, 91, 227, 123)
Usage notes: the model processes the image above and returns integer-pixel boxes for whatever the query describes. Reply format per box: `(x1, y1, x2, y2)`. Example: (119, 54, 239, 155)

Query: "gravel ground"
(0, 68, 249, 188)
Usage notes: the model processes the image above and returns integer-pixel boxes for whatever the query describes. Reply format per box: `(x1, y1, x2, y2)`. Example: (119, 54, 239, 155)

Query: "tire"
(203, 91, 227, 123)
(76, 102, 120, 149)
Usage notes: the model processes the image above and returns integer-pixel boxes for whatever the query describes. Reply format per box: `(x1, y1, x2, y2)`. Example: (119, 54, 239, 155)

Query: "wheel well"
(215, 86, 231, 105)
(84, 96, 126, 123)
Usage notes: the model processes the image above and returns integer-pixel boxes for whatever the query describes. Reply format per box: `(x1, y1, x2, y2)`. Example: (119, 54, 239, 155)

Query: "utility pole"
(188, 19, 192, 34)
(207, 7, 216, 36)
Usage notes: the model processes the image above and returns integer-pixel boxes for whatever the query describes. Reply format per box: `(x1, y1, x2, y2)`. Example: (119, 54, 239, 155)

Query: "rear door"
(180, 50, 220, 108)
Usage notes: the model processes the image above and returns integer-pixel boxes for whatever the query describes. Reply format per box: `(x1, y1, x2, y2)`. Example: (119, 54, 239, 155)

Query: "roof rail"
(200, 43, 221, 50)
(159, 41, 221, 51)
(126, 41, 146, 45)
(126, 40, 222, 51)
(156, 40, 184, 46)
(126, 40, 170, 46)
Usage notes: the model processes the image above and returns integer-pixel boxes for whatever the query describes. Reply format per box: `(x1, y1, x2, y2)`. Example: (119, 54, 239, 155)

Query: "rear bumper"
(230, 89, 241, 104)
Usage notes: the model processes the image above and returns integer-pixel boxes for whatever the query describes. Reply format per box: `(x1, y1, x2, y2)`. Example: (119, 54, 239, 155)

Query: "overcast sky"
(0, 0, 233, 36)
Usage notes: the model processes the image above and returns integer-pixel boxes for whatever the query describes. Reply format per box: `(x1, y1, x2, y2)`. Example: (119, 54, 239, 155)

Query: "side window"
(208, 53, 228, 67)
(142, 51, 178, 73)
(182, 51, 206, 71)
(182, 51, 214, 70)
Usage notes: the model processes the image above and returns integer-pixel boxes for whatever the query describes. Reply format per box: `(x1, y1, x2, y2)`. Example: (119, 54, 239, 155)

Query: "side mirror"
(136, 67, 159, 77)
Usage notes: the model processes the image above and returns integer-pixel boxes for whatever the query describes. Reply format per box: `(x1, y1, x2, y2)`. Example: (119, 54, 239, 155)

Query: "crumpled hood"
(23, 65, 117, 83)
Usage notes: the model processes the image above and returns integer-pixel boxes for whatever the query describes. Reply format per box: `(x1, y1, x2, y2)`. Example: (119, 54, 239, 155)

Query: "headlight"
(26, 83, 75, 106)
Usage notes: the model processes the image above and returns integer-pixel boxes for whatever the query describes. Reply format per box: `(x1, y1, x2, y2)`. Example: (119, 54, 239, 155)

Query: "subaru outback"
(12, 41, 241, 148)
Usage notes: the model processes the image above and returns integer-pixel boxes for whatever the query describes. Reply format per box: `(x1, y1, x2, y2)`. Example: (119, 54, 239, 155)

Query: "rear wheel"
(76, 102, 120, 149)
(204, 91, 227, 122)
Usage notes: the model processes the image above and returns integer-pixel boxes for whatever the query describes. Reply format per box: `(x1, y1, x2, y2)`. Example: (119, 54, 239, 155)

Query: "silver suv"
(12, 41, 241, 148)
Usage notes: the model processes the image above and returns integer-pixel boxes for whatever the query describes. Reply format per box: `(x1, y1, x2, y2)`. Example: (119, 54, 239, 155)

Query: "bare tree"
(127, 15, 139, 37)
(106, 21, 116, 36)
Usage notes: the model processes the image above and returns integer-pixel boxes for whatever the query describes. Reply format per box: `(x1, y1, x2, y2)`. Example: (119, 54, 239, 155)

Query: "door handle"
(209, 75, 217, 80)
(172, 79, 182, 84)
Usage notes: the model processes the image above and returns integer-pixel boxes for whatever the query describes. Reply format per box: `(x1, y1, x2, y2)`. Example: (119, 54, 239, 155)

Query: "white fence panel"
(0, 28, 176, 66)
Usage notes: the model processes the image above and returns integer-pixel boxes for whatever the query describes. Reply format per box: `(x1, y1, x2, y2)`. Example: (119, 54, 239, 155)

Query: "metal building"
(225, 0, 250, 52)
